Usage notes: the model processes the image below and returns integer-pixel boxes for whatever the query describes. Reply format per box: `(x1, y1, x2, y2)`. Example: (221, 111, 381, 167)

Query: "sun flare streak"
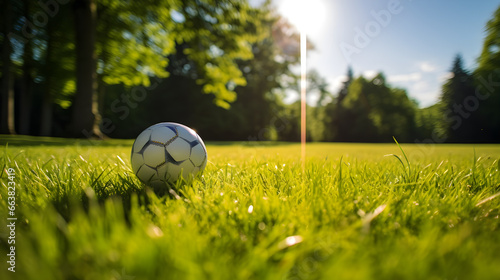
(279, 0, 326, 170)
(301, 29, 307, 170)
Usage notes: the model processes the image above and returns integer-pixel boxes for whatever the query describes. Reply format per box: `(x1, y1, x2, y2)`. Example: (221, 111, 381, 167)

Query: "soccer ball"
(131, 122, 207, 188)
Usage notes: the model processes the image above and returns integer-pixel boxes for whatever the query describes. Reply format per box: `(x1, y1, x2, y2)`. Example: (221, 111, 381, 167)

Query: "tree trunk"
(96, 75, 109, 137)
(19, 0, 33, 135)
(40, 20, 54, 136)
(19, 66, 33, 135)
(71, 0, 102, 138)
(1, 0, 16, 135)
(39, 89, 53, 136)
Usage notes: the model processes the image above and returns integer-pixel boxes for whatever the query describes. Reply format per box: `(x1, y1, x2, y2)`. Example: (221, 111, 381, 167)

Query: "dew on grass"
(6, 140, 500, 279)
(147, 225, 164, 238)
(278, 235, 304, 249)
(357, 209, 366, 217)
(285, 235, 303, 246)
(258, 222, 266, 230)
(79, 155, 87, 163)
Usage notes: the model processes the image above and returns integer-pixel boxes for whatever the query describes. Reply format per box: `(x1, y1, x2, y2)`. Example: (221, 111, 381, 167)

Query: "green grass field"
(1, 135, 500, 280)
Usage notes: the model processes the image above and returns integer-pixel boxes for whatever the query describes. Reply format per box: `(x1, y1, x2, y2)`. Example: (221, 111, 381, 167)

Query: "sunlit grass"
(1, 136, 499, 279)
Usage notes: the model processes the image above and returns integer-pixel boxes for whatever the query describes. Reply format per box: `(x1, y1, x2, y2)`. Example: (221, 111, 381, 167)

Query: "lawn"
(1, 135, 500, 280)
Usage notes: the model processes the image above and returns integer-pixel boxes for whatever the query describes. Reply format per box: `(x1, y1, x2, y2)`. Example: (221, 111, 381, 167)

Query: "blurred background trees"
(474, 5, 500, 143)
(0, 0, 499, 143)
(438, 55, 478, 143)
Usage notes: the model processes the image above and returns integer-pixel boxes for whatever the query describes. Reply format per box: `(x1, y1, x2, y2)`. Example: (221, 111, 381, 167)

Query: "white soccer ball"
(131, 122, 207, 188)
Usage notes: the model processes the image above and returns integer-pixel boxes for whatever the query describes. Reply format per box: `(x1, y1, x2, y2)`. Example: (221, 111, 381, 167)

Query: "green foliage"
(96, 0, 267, 108)
(272, 70, 335, 142)
(96, 0, 176, 87)
(322, 67, 353, 142)
(439, 55, 480, 142)
(304, 70, 331, 142)
(1, 137, 500, 279)
(477, 5, 500, 73)
(173, 0, 267, 108)
(223, 10, 299, 138)
(8, 1, 76, 109)
(332, 73, 417, 142)
(4, 0, 276, 137)
(105, 8, 301, 141)
(414, 103, 443, 140)
(4, 1, 500, 141)
(474, 5, 500, 142)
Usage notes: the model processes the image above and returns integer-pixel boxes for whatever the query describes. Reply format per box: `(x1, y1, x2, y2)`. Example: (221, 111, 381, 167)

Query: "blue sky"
(274, 0, 500, 107)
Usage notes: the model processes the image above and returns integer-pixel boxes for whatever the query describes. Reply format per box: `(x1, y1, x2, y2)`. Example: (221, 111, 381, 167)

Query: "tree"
(18, 0, 34, 135)
(70, 0, 98, 137)
(305, 70, 330, 142)
(72, 0, 180, 138)
(0, 0, 16, 135)
(228, 15, 298, 140)
(324, 66, 354, 141)
(0, 0, 307, 139)
(440, 55, 479, 142)
(102, 4, 302, 141)
(415, 104, 442, 140)
(336, 73, 416, 142)
(337, 66, 353, 105)
(173, 0, 266, 109)
(474, 5, 500, 142)
(69, 0, 266, 138)
(5, 0, 75, 136)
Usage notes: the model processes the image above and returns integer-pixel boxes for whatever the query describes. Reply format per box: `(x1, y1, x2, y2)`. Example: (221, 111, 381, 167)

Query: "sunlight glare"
(279, 0, 327, 171)
(279, 0, 326, 33)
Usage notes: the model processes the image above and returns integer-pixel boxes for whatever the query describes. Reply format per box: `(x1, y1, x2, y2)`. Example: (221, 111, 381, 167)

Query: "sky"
(272, 0, 500, 108)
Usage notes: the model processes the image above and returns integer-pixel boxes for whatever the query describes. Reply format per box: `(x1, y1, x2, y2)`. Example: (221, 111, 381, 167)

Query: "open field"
(1, 135, 500, 280)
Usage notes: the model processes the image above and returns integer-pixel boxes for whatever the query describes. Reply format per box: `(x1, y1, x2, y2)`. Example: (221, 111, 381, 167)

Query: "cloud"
(362, 70, 378, 79)
(388, 72, 422, 83)
(412, 91, 440, 107)
(405, 80, 441, 107)
(439, 72, 454, 82)
(413, 80, 431, 91)
(419, 62, 436, 72)
(327, 75, 348, 93)
(387, 71, 441, 107)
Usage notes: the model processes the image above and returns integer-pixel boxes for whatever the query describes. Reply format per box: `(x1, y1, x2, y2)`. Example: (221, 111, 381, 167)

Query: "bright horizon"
(275, 0, 500, 108)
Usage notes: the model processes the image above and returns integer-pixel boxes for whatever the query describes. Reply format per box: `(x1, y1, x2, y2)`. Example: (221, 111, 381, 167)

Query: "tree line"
(0, 0, 282, 138)
(1, 0, 499, 143)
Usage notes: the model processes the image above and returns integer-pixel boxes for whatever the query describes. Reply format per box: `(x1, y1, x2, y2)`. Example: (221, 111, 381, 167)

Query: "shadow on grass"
(0, 134, 133, 147)
(1, 135, 298, 147)
(209, 141, 297, 147)
(49, 174, 187, 226)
